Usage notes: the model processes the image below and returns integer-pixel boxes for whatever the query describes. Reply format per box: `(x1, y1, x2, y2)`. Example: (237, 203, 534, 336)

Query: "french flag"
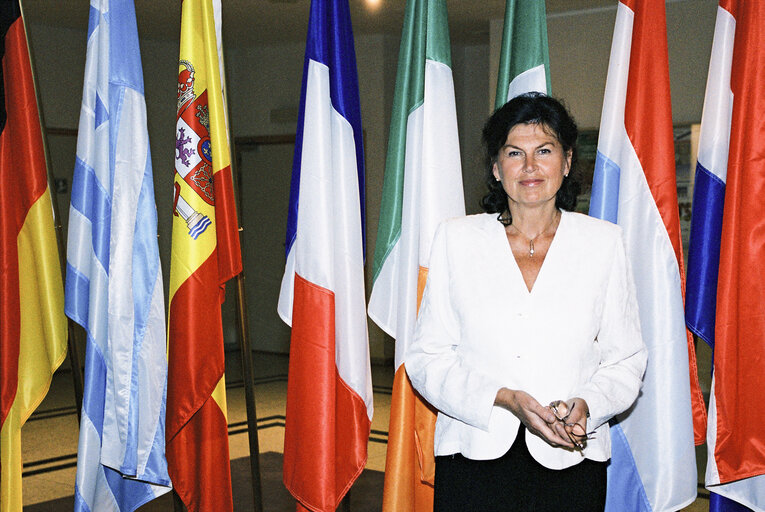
(589, 1, 705, 510)
(277, 0, 373, 510)
(686, 2, 765, 510)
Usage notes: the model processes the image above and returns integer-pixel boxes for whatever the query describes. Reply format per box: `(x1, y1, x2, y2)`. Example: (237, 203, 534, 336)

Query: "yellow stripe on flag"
(1, 189, 66, 512)
(211, 375, 228, 423)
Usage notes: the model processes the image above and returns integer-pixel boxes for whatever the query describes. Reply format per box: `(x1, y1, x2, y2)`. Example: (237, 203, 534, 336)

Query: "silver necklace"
(511, 212, 559, 258)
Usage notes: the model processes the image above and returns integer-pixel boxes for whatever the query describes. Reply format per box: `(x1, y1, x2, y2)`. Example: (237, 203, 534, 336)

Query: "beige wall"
(28, 0, 717, 365)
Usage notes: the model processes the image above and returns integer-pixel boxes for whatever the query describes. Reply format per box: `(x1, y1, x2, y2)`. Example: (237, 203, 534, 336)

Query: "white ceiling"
(22, 0, 618, 46)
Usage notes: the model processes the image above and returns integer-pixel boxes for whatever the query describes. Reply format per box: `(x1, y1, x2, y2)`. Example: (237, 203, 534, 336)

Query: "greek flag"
(65, 1, 171, 510)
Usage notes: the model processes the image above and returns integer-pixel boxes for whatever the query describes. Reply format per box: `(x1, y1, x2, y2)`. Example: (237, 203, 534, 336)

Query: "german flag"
(0, 1, 67, 510)
(165, 0, 242, 510)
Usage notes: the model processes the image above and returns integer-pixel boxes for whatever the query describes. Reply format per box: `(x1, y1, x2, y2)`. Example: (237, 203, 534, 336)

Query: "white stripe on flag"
(368, 59, 464, 368)
(292, 59, 372, 411)
(505, 64, 547, 102)
(696, 6, 734, 182)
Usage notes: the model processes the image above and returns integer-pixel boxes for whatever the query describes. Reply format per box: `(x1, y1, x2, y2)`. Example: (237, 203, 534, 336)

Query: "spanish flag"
(0, 1, 67, 510)
(166, 0, 242, 510)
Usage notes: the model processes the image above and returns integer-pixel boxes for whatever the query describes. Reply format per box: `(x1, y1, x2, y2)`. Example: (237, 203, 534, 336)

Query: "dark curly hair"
(480, 92, 580, 224)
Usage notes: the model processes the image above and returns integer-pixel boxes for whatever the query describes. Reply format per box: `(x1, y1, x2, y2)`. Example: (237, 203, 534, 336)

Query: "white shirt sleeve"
(405, 223, 503, 432)
(573, 229, 648, 429)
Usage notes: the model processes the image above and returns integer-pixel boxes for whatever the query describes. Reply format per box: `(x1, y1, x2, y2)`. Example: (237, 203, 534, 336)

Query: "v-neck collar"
(493, 210, 567, 295)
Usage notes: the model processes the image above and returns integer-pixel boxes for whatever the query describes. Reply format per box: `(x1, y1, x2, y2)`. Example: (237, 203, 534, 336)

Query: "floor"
(21, 351, 710, 511)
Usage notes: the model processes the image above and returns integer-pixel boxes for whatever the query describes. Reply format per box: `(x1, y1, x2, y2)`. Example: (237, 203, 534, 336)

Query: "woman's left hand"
(548, 397, 590, 450)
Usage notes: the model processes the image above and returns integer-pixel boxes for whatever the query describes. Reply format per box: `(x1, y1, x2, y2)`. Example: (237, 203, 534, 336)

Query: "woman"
(405, 93, 648, 511)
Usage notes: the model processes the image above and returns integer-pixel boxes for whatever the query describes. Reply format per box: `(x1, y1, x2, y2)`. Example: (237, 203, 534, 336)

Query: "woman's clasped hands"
(496, 389, 594, 450)
(547, 398, 595, 450)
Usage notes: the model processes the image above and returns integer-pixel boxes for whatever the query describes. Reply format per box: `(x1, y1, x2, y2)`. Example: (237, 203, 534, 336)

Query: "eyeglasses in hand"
(549, 400, 596, 450)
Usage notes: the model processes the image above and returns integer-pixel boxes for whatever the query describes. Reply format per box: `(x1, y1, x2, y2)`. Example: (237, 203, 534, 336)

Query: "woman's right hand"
(494, 388, 575, 448)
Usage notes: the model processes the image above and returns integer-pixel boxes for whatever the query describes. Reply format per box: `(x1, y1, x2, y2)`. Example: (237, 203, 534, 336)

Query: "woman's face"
(492, 122, 572, 211)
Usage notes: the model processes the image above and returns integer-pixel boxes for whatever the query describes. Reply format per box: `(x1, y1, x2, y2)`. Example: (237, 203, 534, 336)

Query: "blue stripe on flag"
(605, 423, 652, 512)
(80, 333, 108, 430)
(588, 150, 620, 223)
(64, 263, 93, 330)
(685, 162, 725, 349)
(70, 157, 112, 271)
(710, 493, 755, 512)
(95, 94, 109, 128)
(87, 5, 100, 39)
(73, 489, 94, 512)
(108, 0, 143, 94)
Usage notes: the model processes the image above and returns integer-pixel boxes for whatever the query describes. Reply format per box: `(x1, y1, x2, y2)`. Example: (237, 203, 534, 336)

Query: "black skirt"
(433, 426, 607, 512)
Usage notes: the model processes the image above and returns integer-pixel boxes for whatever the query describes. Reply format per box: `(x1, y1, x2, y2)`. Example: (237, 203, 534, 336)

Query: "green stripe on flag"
(371, 0, 427, 281)
(495, 0, 551, 110)
(425, 0, 451, 67)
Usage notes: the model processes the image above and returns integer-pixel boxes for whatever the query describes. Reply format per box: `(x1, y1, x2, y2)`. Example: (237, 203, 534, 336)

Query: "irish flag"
(494, 0, 551, 108)
(0, 3, 67, 510)
(589, 1, 705, 510)
(166, 1, 242, 510)
(367, 1, 464, 510)
(276, 0, 372, 510)
(686, 2, 765, 510)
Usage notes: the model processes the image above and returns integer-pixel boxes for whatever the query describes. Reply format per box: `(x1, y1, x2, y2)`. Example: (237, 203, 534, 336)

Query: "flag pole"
(18, 0, 84, 423)
(223, 62, 263, 512)
(233, 269, 263, 512)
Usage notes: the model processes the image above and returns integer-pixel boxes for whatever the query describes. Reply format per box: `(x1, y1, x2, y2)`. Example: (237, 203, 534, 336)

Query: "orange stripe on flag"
(383, 266, 437, 511)
(382, 368, 436, 511)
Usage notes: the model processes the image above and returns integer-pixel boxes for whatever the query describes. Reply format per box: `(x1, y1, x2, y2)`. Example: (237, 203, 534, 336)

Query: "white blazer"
(405, 211, 647, 470)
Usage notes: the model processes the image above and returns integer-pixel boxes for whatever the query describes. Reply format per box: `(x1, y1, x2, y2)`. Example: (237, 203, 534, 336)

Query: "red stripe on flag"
(0, 16, 49, 429)
(166, 253, 232, 509)
(212, 164, 241, 285)
(166, 393, 233, 510)
(623, 0, 682, 264)
(284, 273, 370, 512)
(714, 0, 765, 484)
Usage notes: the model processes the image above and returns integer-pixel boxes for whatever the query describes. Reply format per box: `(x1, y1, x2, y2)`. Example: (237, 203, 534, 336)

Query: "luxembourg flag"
(686, 2, 765, 510)
(588, 1, 704, 510)
(276, 0, 372, 510)
(66, 1, 171, 510)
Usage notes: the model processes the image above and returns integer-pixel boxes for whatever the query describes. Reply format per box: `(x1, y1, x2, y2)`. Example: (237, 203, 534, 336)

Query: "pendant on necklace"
(529, 239, 535, 257)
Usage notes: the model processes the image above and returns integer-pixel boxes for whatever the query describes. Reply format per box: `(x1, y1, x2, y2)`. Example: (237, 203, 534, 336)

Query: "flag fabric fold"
(65, 1, 171, 510)
(588, 1, 704, 510)
(166, 0, 242, 510)
(367, 1, 465, 509)
(494, 0, 551, 108)
(0, 3, 67, 510)
(686, 2, 765, 510)
(276, 0, 372, 510)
